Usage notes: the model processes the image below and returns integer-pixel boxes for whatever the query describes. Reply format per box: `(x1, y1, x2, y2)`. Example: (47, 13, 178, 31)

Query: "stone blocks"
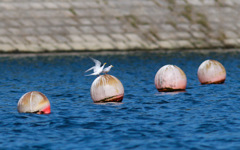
(0, 0, 239, 52)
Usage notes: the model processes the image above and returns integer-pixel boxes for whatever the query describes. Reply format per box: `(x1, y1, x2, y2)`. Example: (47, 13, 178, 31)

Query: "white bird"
(102, 65, 113, 74)
(85, 57, 106, 76)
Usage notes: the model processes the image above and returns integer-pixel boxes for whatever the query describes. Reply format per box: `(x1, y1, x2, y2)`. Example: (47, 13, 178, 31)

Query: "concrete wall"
(0, 0, 239, 52)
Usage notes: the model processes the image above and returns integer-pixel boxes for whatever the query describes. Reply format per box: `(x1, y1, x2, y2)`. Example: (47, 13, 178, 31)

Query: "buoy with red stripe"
(17, 91, 51, 114)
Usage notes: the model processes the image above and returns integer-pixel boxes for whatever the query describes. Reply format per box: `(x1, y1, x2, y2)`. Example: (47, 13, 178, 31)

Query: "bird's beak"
(112, 65, 114, 67)
(104, 63, 106, 65)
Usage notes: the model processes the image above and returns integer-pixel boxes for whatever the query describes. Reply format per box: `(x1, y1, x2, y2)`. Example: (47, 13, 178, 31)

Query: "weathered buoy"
(91, 74, 124, 103)
(197, 59, 226, 84)
(17, 91, 51, 114)
(154, 65, 187, 92)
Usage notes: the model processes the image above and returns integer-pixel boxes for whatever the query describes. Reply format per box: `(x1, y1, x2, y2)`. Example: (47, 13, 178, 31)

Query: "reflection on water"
(0, 51, 240, 149)
(94, 102, 124, 105)
(155, 91, 186, 96)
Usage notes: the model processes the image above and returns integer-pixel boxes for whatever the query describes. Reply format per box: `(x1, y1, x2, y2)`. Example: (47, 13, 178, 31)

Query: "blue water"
(0, 51, 240, 149)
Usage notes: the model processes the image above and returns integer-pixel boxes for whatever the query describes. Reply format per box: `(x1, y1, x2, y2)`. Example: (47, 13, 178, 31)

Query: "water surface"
(0, 51, 240, 149)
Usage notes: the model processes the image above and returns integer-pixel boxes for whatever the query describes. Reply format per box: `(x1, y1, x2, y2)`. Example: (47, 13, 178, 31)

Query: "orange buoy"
(197, 60, 226, 84)
(91, 74, 124, 103)
(154, 65, 187, 92)
(17, 91, 51, 114)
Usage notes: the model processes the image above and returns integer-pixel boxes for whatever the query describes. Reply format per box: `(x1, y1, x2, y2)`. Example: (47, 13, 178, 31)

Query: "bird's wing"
(85, 66, 95, 73)
(85, 72, 99, 76)
(90, 57, 101, 67)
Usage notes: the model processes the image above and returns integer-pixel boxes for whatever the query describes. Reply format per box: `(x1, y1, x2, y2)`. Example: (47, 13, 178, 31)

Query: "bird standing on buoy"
(197, 59, 226, 84)
(17, 91, 51, 114)
(102, 65, 113, 74)
(86, 58, 124, 103)
(85, 57, 106, 76)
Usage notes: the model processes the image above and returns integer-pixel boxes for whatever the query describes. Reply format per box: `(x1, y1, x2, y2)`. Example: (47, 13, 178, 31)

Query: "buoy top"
(17, 91, 51, 114)
(198, 60, 225, 73)
(156, 65, 186, 80)
(93, 74, 120, 87)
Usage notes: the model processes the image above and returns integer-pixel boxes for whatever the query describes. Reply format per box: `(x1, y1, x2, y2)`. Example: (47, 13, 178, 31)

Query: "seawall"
(0, 0, 239, 52)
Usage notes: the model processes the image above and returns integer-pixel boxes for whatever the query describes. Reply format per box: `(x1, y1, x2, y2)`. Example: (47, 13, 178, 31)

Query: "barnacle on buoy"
(17, 91, 51, 114)
(91, 74, 124, 103)
(154, 65, 187, 92)
(197, 60, 226, 84)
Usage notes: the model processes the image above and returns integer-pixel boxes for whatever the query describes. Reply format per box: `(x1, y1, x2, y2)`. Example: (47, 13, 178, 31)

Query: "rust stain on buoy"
(94, 94, 124, 103)
(95, 74, 119, 88)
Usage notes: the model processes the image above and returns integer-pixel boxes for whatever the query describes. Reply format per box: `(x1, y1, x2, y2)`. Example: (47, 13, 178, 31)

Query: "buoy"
(197, 59, 226, 84)
(17, 91, 51, 114)
(91, 74, 124, 103)
(154, 65, 187, 92)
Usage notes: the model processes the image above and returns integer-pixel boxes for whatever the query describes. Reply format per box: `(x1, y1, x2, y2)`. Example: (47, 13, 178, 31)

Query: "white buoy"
(154, 65, 187, 92)
(91, 74, 124, 103)
(17, 91, 51, 114)
(197, 59, 226, 84)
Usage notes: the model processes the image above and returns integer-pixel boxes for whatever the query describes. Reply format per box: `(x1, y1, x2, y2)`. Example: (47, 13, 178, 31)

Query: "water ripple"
(0, 52, 239, 149)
